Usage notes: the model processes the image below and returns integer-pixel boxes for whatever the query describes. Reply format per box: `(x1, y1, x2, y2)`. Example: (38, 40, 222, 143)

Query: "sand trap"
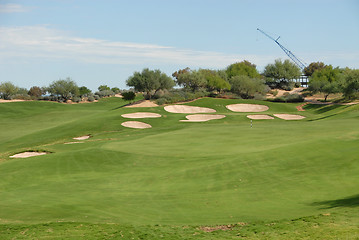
(121, 112, 161, 119)
(121, 121, 152, 129)
(247, 114, 274, 120)
(164, 105, 216, 114)
(10, 152, 47, 158)
(125, 100, 158, 108)
(180, 114, 226, 122)
(64, 142, 84, 144)
(226, 104, 269, 112)
(274, 114, 306, 120)
(73, 135, 91, 140)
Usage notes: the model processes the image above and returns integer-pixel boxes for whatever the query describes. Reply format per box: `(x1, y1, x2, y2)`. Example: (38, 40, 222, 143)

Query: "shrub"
(95, 90, 115, 98)
(122, 91, 136, 101)
(294, 82, 301, 88)
(72, 96, 81, 103)
(87, 96, 95, 102)
(94, 95, 100, 100)
(272, 94, 304, 103)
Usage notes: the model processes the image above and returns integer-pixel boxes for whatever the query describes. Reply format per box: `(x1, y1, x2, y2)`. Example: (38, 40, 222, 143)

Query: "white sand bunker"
(247, 114, 274, 120)
(226, 104, 269, 112)
(121, 121, 152, 129)
(10, 152, 47, 158)
(64, 142, 84, 145)
(121, 112, 161, 119)
(164, 105, 216, 114)
(73, 135, 91, 140)
(180, 114, 226, 122)
(274, 114, 306, 120)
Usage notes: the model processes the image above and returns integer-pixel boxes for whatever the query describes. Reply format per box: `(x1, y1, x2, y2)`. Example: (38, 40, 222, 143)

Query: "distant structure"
(257, 28, 308, 86)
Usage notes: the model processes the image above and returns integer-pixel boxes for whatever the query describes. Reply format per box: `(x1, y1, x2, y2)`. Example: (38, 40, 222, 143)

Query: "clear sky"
(0, 0, 358, 90)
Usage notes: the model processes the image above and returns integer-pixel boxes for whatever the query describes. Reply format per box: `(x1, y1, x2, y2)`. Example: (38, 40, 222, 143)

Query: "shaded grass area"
(0, 210, 358, 239)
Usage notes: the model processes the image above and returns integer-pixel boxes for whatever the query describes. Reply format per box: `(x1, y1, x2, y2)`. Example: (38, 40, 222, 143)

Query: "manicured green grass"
(0, 98, 358, 238)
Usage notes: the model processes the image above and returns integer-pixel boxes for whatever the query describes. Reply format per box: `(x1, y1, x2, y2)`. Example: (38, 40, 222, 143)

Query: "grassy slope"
(0, 98, 358, 238)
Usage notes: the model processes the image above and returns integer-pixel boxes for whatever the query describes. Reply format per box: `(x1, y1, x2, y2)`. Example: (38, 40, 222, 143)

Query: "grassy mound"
(0, 98, 358, 238)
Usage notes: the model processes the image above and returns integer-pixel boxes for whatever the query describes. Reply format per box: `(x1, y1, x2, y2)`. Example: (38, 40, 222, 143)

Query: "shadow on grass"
(312, 194, 359, 209)
(304, 104, 344, 114)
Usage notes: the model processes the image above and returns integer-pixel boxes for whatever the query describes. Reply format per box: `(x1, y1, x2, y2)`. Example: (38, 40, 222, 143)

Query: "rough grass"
(0, 97, 358, 238)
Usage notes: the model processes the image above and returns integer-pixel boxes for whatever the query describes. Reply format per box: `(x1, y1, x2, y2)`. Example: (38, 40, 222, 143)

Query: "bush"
(94, 95, 100, 100)
(87, 96, 95, 102)
(122, 91, 136, 101)
(294, 82, 301, 88)
(272, 93, 304, 103)
(95, 90, 115, 98)
(72, 96, 81, 103)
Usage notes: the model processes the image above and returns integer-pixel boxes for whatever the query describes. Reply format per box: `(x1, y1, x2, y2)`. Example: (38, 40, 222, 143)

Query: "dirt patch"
(247, 114, 274, 120)
(121, 112, 161, 118)
(124, 100, 158, 108)
(164, 105, 216, 113)
(226, 104, 269, 112)
(267, 87, 304, 99)
(274, 114, 306, 120)
(0, 99, 27, 103)
(64, 142, 84, 145)
(73, 135, 91, 140)
(10, 152, 48, 158)
(180, 114, 226, 122)
(121, 121, 152, 129)
(296, 103, 308, 111)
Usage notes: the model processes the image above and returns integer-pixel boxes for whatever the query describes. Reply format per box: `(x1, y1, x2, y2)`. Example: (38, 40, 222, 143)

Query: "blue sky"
(0, 0, 358, 90)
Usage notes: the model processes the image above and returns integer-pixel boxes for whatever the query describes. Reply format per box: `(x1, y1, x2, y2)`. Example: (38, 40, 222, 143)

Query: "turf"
(0, 97, 358, 238)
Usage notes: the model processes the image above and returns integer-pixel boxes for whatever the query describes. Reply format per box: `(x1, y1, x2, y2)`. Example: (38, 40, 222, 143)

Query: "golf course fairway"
(0, 97, 358, 239)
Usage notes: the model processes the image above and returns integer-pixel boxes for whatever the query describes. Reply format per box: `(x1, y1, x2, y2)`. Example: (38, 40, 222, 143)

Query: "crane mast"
(257, 28, 306, 70)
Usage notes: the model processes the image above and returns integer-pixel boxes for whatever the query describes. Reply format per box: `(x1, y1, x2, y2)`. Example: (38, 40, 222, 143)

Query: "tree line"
(1, 59, 358, 103)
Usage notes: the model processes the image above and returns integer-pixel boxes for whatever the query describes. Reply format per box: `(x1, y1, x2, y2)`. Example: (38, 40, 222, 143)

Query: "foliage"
(79, 86, 92, 96)
(342, 69, 359, 99)
(263, 59, 302, 89)
(98, 85, 111, 91)
(95, 90, 115, 98)
(308, 65, 342, 101)
(199, 69, 231, 92)
(272, 93, 304, 102)
(155, 89, 208, 105)
(0, 82, 19, 100)
(28, 86, 43, 98)
(226, 60, 261, 79)
(127, 68, 174, 99)
(304, 61, 326, 77)
(87, 96, 95, 102)
(122, 91, 136, 101)
(111, 87, 121, 93)
(173, 68, 207, 92)
(229, 75, 268, 99)
(47, 78, 79, 102)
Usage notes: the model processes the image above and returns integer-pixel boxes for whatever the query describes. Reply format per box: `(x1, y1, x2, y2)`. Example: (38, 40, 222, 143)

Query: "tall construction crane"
(257, 28, 307, 70)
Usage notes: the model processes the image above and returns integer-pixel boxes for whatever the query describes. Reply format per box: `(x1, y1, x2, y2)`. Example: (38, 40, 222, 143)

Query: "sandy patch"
(10, 152, 47, 158)
(64, 142, 84, 144)
(121, 112, 161, 118)
(226, 104, 269, 112)
(164, 105, 216, 113)
(247, 114, 274, 120)
(125, 100, 158, 108)
(114, 94, 123, 97)
(180, 114, 226, 122)
(73, 135, 91, 140)
(0, 99, 27, 103)
(121, 121, 152, 129)
(274, 114, 306, 120)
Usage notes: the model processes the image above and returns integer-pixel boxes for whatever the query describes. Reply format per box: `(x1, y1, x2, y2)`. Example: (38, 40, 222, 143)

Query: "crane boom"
(257, 28, 306, 70)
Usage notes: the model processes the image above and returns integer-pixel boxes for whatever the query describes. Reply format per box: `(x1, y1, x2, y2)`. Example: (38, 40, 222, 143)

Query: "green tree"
(304, 62, 326, 77)
(28, 86, 43, 98)
(173, 69, 207, 92)
(79, 86, 92, 96)
(343, 69, 359, 99)
(98, 85, 110, 91)
(308, 65, 341, 101)
(199, 69, 230, 92)
(0, 82, 19, 100)
(229, 76, 268, 99)
(111, 87, 121, 93)
(126, 68, 174, 99)
(263, 59, 302, 89)
(47, 78, 79, 102)
(226, 60, 261, 79)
